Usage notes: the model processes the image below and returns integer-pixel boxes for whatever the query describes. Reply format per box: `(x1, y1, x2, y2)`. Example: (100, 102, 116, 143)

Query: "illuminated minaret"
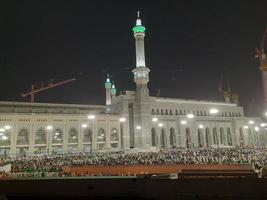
(105, 74, 112, 106)
(132, 11, 150, 102)
(111, 81, 117, 99)
(131, 12, 151, 148)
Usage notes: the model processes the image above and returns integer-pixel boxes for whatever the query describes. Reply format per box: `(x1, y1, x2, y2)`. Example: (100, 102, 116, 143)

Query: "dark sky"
(1, 0, 267, 116)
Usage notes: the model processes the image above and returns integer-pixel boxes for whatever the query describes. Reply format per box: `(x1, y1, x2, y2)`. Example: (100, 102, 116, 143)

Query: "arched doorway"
(220, 128, 225, 145)
(185, 128, 192, 149)
(227, 128, 232, 145)
(198, 128, 204, 147)
(160, 128, 166, 148)
(169, 127, 176, 147)
(205, 128, 211, 147)
(213, 128, 218, 145)
(151, 128, 157, 147)
(239, 128, 245, 147)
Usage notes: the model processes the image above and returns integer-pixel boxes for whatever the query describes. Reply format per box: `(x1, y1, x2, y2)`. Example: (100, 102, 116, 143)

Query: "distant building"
(0, 14, 266, 156)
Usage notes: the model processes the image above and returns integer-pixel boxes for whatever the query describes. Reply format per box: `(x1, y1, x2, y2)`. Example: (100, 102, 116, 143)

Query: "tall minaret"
(132, 11, 150, 102)
(105, 74, 112, 106)
(131, 12, 151, 149)
(111, 81, 117, 99)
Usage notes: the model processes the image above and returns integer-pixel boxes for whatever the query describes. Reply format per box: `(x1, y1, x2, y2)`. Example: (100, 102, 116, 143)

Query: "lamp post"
(88, 115, 95, 154)
(46, 125, 53, 155)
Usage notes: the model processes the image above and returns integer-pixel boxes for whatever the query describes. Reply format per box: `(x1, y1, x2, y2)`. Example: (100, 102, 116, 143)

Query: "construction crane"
(255, 28, 267, 104)
(21, 78, 76, 103)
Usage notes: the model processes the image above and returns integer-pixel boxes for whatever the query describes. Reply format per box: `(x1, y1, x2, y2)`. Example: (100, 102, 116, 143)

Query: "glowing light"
(158, 123, 163, 127)
(88, 115, 95, 119)
(265, 112, 267, 116)
(119, 117, 126, 122)
(254, 127, 260, 131)
(0, 133, 3, 136)
(46, 125, 53, 130)
(4, 125, 11, 130)
(187, 114, 194, 119)
(180, 120, 187, 125)
(0, 128, 5, 132)
(152, 117, 158, 122)
(209, 108, 219, 114)
(2, 135, 8, 140)
(248, 120, 255, 124)
(133, 26, 146, 33)
(260, 123, 266, 127)
(244, 126, 249, 129)
(81, 124, 88, 128)
(136, 126, 141, 130)
(198, 124, 204, 129)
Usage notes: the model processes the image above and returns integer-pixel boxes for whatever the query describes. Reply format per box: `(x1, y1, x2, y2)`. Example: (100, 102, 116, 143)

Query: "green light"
(133, 25, 145, 33)
(105, 82, 111, 89)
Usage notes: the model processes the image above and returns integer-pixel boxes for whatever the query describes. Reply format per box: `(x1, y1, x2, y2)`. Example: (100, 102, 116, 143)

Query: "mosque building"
(0, 14, 266, 156)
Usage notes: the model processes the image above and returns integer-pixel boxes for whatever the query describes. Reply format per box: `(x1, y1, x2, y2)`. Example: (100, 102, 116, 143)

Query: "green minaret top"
(132, 11, 146, 34)
(105, 73, 112, 89)
(111, 81, 117, 95)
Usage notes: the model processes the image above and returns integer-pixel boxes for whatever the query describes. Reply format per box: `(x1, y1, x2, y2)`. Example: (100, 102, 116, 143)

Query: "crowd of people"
(0, 148, 266, 175)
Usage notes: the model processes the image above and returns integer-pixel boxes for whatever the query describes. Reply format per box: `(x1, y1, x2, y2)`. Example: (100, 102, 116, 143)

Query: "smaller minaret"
(111, 81, 117, 99)
(105, 74, 112, 106)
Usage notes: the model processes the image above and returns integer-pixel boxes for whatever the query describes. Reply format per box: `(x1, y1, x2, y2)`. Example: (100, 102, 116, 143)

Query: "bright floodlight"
(244, 125, 249, 129)
(136, 126, 141, 130)
(2, 135, 8, 140)
(158, 123, 163, 127)
(152, 117, 158, 122)
(4, 125, 11, 130)
(260, 123, 266, 127)
(88, 115, 95, 119)
(46, 125, 53, 130)
(81, 124, 88, 128)
(187, 114, 194, 119)
(254, 126, 260, 131)
(119, 117, 126, 122)
(198, 124, 204, 129)
(248, 120, 255, 124)
(0, 133, 3, 136)
(0, 128, 5, 132)
(180, 120, 187, 125)
(209, 108, 219, 114)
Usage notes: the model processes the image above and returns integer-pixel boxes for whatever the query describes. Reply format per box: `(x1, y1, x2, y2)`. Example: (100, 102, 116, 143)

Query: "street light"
(187, 114, 194, 119)
(260, 123, 267, 127)
(136, 126, 141, 130)
(119, 117, 126, 122)
(248, 120, 255, 124)
(4, 125, 11, 130)
(158, 123, 163, 127)
(244, 125, 249, 129)
(209, 108, 219, 114)
(88, 115, 95, 119)
(152, 117, 158, 122)
(0, 128, 5, 132)
(180, 120, 187, 125)
(81, 124, 88, 128)
(254, 126, 260, 132)
(198, 124, 204, 129)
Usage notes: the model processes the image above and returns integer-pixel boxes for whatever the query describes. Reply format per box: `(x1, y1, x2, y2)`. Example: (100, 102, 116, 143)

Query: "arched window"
(35, 128, 46, 144)
(111, 128, 119, 142)
(83, 128, 92, 143)
(68, 128, 78, 143)
(198, 128, 204, 147)
(169, 128, 176, 147)
(227, 128, 232, 145)
(151, 128, 157, 147)
(169, 110, 173, 115)
(220, 128, 225, 145)
(161, 109, 164, 115)
(97, 128, 106, 142)
(17, 128, 29, 145)
(52, 128, 63, 144)
(160, 128, 166, 148)
(185, 128, 192, 149)
(239, 128, 244, 147)
(0, 131, 11, 147)
(205, 128, 211, 147)
(156, 109, 160, 115)
(151, 109, 155, 115)
(165, 109, 168, 115)
(213, 128, 218, 145)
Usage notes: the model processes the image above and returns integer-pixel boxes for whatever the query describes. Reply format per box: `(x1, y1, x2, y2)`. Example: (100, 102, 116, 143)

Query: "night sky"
(1, 0, 267, 116)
